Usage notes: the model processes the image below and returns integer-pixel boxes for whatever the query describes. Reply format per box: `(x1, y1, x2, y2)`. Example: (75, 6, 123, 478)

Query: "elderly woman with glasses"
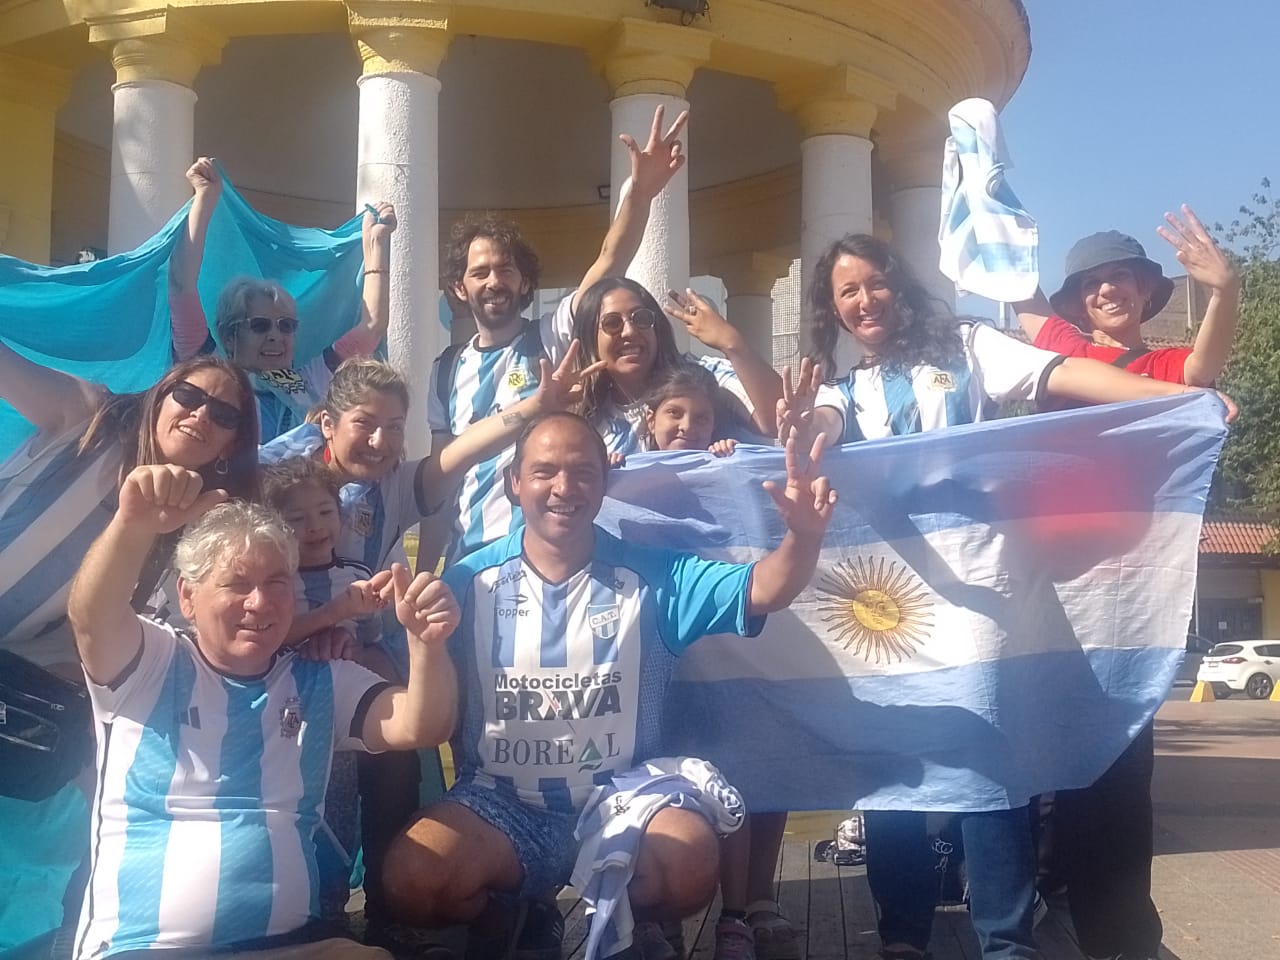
(570, 276, 781, 455)
(169, 157, 397, 441)
(0, 346, 258, 953)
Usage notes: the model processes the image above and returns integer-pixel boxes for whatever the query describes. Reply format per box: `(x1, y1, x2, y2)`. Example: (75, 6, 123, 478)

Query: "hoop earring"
(214, 456, 229, 477)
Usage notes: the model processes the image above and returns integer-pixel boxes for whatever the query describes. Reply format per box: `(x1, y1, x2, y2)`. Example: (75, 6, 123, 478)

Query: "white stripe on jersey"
(0, 423, 120, 667)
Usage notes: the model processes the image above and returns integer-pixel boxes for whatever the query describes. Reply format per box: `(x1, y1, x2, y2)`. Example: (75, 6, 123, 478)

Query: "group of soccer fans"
(0, 100, 1242, 960)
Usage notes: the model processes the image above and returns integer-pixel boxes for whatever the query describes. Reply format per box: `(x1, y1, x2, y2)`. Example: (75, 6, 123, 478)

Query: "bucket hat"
(1049, 231, 1174, 324)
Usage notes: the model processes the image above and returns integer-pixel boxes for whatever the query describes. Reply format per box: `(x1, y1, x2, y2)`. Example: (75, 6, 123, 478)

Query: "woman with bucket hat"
(1016, 205, 1239, 387)
(1013, 206, 1239, 960)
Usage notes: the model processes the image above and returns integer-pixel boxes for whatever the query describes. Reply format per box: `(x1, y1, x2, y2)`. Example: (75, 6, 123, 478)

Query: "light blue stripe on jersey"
(291, 659, 334, 921)
(358, 487, 389, 572)
(457, 348, 506, 561)
(300, 567, 335, 610)
(0, 488, 112, 630)
(882, 367, 922, 436)
(944, 365, 976, 427)
(211, 681, 272, 943)
(589, 561, 620, 666)
(539, 581, 567, 668)
(490, 556, 522, 668)
(115, 648, 197, 947)
(538, 776, 574, 815)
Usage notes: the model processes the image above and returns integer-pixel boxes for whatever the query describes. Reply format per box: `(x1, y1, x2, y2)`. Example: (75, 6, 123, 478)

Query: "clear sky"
(1000, 1, 1274, 292)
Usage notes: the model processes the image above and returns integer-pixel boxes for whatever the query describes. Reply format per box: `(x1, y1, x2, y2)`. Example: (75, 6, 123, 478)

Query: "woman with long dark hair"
(780, 232, 1231, 960)
(572, 276, 781, 454)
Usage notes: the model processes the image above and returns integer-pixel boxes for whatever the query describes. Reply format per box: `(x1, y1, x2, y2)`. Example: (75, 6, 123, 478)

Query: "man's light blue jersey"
(442, 528, 763, 813)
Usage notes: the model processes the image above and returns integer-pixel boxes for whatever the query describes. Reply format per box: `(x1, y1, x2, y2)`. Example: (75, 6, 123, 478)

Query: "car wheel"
(1212, 683, 1232, 699)
(1245, 673, 1274, 700)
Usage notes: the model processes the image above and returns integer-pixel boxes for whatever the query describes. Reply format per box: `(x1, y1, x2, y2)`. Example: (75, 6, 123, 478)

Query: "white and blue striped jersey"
(426, 297, 574, 561)
(814, 322, 1064, 442)
(442, 528, 763, 813)
(0, 422, 121, 668)
(74, 617, 388, 959)
(295, 555, 380, 646)
(253, 354, 335, 443)
(593, 354, 760, 455)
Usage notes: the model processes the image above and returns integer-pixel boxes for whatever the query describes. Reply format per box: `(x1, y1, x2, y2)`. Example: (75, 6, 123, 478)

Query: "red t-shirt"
(1033, 315, 1192, 384)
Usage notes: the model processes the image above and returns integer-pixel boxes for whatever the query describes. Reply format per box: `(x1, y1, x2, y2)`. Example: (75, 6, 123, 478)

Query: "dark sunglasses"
(169, 381, 244, 431)
(599, 307, 658, 336)
(237, 315, 298, 336)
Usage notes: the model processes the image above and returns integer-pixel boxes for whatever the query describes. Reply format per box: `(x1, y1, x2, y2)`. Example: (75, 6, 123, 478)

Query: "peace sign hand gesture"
(621, 104, 690, 203)
(532, 340, 608, 414)
(763, 434, 838, 541)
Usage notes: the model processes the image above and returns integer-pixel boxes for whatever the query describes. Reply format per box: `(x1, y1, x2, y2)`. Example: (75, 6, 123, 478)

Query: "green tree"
(1212, 179, 1280, 535)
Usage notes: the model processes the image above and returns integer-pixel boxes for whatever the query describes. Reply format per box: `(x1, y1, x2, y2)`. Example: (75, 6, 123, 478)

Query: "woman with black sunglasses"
(169, 157, 396, 441)
(571, 276, 782, 454)
(0, 346, 257, 953)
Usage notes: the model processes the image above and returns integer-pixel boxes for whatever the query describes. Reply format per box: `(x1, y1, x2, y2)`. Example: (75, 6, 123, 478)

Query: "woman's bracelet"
(363, 268, 389, 276)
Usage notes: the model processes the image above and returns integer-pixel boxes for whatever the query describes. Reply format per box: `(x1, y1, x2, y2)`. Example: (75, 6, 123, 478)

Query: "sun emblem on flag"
(815, 557, 934, 663)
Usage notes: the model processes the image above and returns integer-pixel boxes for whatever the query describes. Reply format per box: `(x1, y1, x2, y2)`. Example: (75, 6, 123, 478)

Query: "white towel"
(937, 97, 1039, 302)
(571, 757, 744, 960)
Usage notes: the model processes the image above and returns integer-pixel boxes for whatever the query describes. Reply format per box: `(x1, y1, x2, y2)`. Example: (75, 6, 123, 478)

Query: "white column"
(799, 134, 874, 286)
(108, 79, 196, 253)
(610, 92, 691, 328)
(889, 184, 952, 309)
(714, 251, 791, 366)
(356, 71, 441, 458)
(352, 20, 450, 459)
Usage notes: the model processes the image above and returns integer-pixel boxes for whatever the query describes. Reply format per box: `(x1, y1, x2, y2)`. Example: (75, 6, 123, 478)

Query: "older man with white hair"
(66, 464, 460, 960)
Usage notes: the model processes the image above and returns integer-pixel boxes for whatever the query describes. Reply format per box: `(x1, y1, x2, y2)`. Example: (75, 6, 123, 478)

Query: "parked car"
(1196, 641, 1280, 699)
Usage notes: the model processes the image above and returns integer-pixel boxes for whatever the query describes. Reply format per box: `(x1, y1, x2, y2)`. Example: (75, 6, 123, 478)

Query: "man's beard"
(471, 291, 524, 331)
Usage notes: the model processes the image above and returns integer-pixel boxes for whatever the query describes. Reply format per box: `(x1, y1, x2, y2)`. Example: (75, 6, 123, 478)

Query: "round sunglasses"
(599, 307, 658, 336)
(236, 315, 298, 336)
(168, 381, 244, 431)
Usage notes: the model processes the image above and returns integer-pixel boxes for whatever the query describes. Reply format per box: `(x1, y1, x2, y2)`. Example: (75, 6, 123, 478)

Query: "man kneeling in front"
(382, 412, 836, 957)
(66, 465, 459, 959)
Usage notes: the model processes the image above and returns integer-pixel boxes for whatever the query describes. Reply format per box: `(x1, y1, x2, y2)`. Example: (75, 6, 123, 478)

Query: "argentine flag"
(596, 393, 1227, 813)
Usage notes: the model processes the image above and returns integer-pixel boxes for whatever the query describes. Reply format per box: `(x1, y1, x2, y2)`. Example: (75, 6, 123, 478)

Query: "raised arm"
(68, 465, 227, 685)
(1157, 205, 1240, 387)
(414, 341, 605, 508)
(1044, 355, 1237, 420)
(0, 340, 103, 438)
(664, 288, 783, 435)
(360, 564, 459, 751)
(333, 202, 397, 360)
(570, 104, 689, 313)
(747, 435, 837, 616)
(169, 158, 221, 360)
(1011, 288, 1054, 343)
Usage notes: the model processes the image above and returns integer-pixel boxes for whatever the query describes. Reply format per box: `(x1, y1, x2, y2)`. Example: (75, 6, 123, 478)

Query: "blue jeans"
(865, 807, 1039, 960)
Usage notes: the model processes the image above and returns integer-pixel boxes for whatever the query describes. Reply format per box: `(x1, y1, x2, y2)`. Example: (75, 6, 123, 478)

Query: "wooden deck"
(558, 840, 1088, 960)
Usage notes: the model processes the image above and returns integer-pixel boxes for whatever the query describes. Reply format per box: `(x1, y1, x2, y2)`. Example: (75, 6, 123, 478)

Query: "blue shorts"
(443, 780, 579, 897)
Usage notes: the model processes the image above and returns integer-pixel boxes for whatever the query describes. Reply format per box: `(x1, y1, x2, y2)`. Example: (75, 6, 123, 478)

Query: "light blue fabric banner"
(595, 393, 1227, 812)
(0, 169, 365, 456)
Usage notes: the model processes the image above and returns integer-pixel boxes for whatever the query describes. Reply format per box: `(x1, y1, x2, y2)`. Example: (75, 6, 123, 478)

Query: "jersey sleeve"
(655, 550, 765, 653)
(1130, 348, 1191, 384)
(328, 659, 394, 752)
(426, 353, 450, 434)
(813, 380, 853, 440)
(968, 323, 1065, 405)
(1032, 315, 1094, 358)
(84, 617, 179, 720)
(539, 294, 576, 367)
